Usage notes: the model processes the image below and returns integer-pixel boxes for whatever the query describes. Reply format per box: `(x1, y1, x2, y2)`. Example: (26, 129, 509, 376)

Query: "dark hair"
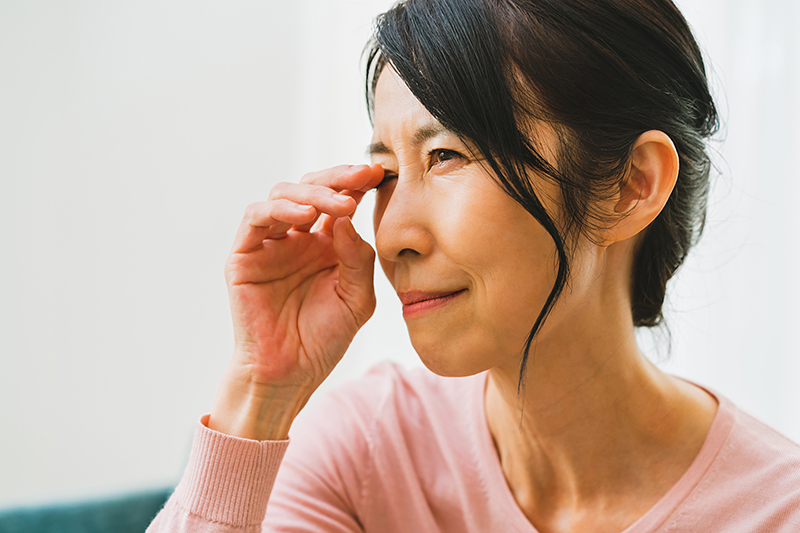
(366, 0, 718, 389)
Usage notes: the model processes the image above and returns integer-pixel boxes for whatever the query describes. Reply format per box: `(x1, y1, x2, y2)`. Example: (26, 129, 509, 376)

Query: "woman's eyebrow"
(366, 124, 451, 157)
(366, 141, 390, 157)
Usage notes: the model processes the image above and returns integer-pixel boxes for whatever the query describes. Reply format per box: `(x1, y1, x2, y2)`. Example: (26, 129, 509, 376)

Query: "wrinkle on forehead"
(367, 123, 452, 157)
(370, 68, 483, 165)
(371, 70, 444, 139)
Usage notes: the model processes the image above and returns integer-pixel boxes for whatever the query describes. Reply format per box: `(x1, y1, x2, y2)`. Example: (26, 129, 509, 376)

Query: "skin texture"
(209, 67, 718, 532)
(208, 164, 384, 440)
(370, 75, 556, 377)
(370, 69, 718, 533)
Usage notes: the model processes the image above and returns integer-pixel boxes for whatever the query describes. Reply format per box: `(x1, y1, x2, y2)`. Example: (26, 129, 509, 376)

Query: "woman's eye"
(374, 172, 397, 189)
(429, 149, 462, 168)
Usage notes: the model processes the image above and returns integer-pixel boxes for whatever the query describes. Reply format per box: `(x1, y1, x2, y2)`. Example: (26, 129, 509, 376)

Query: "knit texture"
(169, 415, 288, 527)
(149, 362, 800, 532)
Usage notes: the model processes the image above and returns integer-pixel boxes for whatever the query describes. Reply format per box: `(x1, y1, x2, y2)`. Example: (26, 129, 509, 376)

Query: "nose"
(373, 178, 435, 264)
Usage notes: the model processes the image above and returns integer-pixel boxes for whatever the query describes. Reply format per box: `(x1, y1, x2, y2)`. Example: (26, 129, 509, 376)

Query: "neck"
(484, 298, 717, 531)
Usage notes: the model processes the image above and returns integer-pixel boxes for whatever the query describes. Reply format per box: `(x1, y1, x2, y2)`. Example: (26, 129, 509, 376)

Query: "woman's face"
(370, 69, 569, 377)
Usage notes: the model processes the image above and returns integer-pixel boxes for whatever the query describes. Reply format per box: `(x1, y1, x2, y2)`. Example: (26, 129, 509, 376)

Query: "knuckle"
(268, 182, 290, 199)
(243, 202, 260, 219)
(301, 165, 352, 186)
(331, 164, 351, 175)
(223, 259, 238, 284)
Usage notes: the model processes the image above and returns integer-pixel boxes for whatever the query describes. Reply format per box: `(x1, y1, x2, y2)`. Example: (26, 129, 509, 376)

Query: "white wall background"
(0, 0, 797, 508)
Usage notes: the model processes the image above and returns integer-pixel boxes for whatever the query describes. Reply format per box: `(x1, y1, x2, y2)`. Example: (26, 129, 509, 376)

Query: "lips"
(397, 289, 466, 318)
(397, 290, 465, 305)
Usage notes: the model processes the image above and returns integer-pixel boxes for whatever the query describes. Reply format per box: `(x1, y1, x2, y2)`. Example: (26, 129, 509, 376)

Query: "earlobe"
(603, 130, 679, 244)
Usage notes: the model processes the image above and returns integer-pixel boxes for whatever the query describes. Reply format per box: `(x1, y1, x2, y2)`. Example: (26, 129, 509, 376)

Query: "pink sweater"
(148, 363, 800, 532)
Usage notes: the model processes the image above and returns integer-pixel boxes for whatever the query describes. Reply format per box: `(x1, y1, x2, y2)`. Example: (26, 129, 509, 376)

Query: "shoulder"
(673, 394, 800, 531)
(721, 400, 800, 473)
(723, 405, 800, 491)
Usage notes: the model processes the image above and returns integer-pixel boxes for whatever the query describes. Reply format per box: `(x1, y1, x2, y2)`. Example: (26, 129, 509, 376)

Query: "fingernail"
(335, 194, 352, 204)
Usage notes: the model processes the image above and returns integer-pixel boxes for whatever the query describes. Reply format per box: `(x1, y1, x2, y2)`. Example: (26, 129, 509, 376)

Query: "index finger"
(300, 164, 384, 193)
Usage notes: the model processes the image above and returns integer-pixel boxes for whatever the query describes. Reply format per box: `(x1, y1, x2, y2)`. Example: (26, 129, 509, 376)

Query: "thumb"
(332, 216, 376, 327)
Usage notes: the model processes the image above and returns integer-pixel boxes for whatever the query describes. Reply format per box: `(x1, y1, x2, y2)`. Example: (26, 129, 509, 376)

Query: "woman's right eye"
(375, 172, 398, 189)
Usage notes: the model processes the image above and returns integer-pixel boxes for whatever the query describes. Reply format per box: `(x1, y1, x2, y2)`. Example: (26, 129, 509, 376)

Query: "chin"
(409, 335, 496, 378)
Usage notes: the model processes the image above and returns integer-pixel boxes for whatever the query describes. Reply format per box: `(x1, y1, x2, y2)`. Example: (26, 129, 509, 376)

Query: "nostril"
(398, 248, 421, 257)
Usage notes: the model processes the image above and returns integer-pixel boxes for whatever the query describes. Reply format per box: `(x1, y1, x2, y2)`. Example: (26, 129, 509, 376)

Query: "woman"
(149, 0, 800, 531)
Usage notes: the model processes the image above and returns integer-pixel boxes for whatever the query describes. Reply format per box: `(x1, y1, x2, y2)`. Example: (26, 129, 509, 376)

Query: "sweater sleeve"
(147, 377, 378, 533)
(146, 414, 290, 533)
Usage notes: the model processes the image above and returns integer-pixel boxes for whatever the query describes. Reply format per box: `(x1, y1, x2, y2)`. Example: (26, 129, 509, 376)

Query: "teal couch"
(0, 488, 172, 533)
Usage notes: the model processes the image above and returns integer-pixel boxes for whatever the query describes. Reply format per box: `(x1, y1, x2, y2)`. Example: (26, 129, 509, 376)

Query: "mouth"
(397, 289, 466, 318)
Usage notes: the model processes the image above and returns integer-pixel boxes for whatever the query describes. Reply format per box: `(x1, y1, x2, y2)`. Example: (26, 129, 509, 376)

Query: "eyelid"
(374, 170, 398, 189)
(427, 148, 465, 169)
(373, 147, 465, 189)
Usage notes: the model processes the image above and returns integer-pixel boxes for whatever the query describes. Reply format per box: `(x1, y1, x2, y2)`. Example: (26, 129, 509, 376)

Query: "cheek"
(373, 187, 397, 286)
(436, 182, 553, 279)
(436, 186, 558, 345)
(372, 186, 389, 233)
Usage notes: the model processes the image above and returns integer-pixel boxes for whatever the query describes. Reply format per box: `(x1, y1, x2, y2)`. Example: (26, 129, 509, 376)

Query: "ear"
(601, 130, 679, 245)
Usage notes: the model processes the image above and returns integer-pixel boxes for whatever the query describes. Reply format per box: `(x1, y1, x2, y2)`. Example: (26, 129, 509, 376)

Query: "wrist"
(208, 365, 315, 441)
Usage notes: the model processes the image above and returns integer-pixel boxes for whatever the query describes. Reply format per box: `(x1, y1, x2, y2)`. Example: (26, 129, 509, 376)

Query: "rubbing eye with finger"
(149, 1, 800, 532)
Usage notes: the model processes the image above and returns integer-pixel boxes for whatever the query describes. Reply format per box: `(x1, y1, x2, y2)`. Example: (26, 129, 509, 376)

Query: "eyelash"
(375, 171, 397, 189)
(428, 148, 462, 168)
(374, 148, 464, 189)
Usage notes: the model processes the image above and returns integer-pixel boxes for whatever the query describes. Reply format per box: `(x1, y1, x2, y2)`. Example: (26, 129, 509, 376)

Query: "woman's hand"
(208, 164, 384, 440)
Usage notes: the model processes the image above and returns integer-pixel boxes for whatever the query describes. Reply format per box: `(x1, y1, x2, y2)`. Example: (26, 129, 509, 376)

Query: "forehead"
(370, 67, 560, 165)
(371, 68, 445, 144)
